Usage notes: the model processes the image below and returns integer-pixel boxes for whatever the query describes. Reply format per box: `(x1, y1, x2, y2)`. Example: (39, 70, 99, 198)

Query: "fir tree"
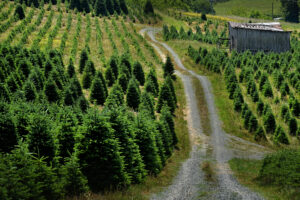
(96, 70, 108, 97)
(95, 0, 107, 16)
(107, 108, 146, 183)
(273, 125, 289, 145)
(133, 61, 145, 86)
(146, 69, 159, 96)
(77, 110, 130, 191)
(139, 92, 155, 119)
(82, 71, 92, 89)
(144, 0, 154, 14)
(105, 66, 115, 87)
(263, 110, 276, 134)
(44, 59, 53, 78)
(288, 117, 298, 136)
(117, 73, 128, 93)
(134, 112, 162, 175)
(109, 56, 119, 78)
(254, 126, 266, 141)
(0, 83, 10, 102)
(112, 0, 121, 14)
(165, 75, 177, 104)
(44, 79, 60, 103)
(23, 80, 36, 101)
(163, 56, 175, 78)
(78, 96, 89, 112)
(90, 77, 106, 105)
(105, 83, 124, 108)
(79, 50, 88, 74)
(160, 104, 177, 146)
(62, 155, 88, 196)
(106, 0, 114, 15)
(67, 58, 76, 78)
(63, 86, 74, 106)
(119, 0, 128, 14)
(157, 82, 175, 113)
(0, 112, 17, 153)
(27, 114, 55, 162)
(126, 78, 140, 111)
(14, 4, 25, 20)
(85, 59, 96, 76)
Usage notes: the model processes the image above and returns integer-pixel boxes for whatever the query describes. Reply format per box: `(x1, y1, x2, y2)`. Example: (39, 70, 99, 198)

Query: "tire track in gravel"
(140, 27, 268, 200)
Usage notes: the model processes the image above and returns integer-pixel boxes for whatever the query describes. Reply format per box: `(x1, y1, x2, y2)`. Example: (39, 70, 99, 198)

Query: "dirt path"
(141, 28, 268, 200)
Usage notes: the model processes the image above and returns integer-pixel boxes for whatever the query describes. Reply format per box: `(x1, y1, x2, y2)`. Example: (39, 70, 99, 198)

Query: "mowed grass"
(86, 76, 190, 200)
(229, 158, 295, 200)
(214, 0, 281, 18)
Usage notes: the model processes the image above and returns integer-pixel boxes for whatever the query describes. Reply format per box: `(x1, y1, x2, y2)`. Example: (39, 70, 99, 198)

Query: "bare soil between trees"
(141, 27, 269, 200)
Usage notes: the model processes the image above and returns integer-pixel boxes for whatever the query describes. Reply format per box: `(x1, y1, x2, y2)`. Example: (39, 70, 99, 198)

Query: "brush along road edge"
(141, 27, 268, 200)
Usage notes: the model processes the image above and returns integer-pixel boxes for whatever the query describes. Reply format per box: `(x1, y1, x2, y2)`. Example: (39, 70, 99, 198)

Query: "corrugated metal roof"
(229, 22, 287, 32)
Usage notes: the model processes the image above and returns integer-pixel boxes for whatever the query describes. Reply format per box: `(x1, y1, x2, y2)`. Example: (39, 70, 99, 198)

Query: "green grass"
(214, 0, 281, 19)
(86, 76, 190, 200)
(162, 39, 260, 143)
(229, 158, 298, 200)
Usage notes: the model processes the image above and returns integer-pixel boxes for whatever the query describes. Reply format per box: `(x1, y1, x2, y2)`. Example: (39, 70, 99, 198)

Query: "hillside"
(214, 0, 282, 19)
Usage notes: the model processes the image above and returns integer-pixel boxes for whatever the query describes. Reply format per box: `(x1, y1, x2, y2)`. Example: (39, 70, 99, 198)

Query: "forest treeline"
(11, 0, 128, 15)
(0, 43, 179, 198)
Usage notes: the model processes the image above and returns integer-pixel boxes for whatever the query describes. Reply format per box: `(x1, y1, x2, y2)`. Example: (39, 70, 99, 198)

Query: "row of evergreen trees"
(187, 41, 300, 144)
(12, 0, 128, 16)
(0, 44, 178, 198)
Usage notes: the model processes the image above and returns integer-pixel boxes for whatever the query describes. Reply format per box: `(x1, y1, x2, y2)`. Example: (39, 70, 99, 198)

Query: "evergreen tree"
(82, 71, 92, 89)
(160, 104, 177, 146)
(273, 125, 289, 144)
(288, 117, 298, 136)
(62, 155, 88, 196)
(105, 83, 124, 108)
(109, 55, 119, 78)
(146, 69, 159, 96)
(44, 79, 60, 103)
(90, 77, 106, 105)
(55, 111, 76, 159)
(106, 0, 114, 15)
(145, 78, 157, 97)
(133, 61, 145, 86)
(156, 121, 172, 157)
(63, 86, 74, 106)
(144, 0, 154, 14)
(85, 59, 96, 76)
(6, 74, 19, 93)
(95, 0, 108, 16)
(126, 78, 140, 111)
(119, 0, 128, 14)
(157, 82, 175, 113)
(79, 50, 88, 74)
(105, 66, 115, 87)
(18, 59, 31, 78)
(163, 56, 175, 78)
(134, 112, 162, 175)
(117, 73, 128, 93)
(0, 83, 10, 102)
(254, 126, 266, 141)
(280, 0, 299, 23)
(166, 75, 177, 104)
(77, 110, 130, 191)
(107, 108, 146, 183)
(44, 59, 53, 78)
(263, 110, 276, 134)
(112, 0, 121, 14)
(14, 4, 25, 20)
(139, 92, 155, 119)
(23, 80, 36, 101)
(78, 96, 89, 112)
(96, 70, 108, 97)
(0, 112, 17, 153)
(27, 113, 55, 162)
(67, 59, 76, 78)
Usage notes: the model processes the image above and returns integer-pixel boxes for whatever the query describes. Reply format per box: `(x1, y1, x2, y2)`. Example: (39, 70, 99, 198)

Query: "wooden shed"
(228, 22, 291, 53)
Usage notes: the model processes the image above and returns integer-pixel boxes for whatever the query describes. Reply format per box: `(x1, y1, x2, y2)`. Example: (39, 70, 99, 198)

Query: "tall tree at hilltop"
(280, 0, 299, 23)
(95, 0, 108, 16)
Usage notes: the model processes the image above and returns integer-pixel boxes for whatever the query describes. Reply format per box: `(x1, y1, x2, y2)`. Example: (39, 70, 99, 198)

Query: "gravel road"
(141, 28, 268, 200)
